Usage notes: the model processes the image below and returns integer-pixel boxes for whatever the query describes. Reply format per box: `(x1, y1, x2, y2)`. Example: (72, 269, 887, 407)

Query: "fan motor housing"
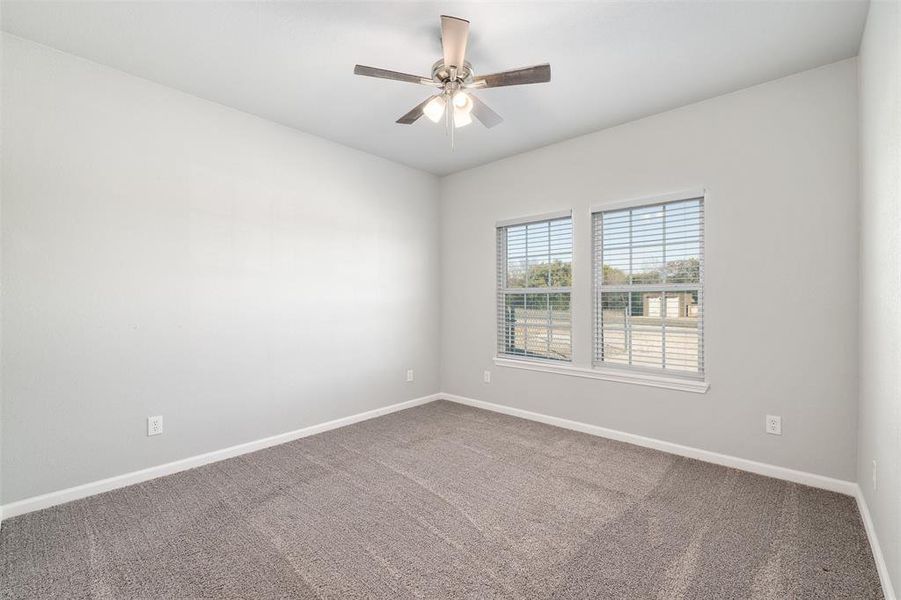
(431, 60, 473, 84)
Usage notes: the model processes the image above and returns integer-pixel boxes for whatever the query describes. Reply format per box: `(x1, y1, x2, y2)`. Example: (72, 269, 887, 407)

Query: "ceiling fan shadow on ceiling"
(353, 15, 551, 149)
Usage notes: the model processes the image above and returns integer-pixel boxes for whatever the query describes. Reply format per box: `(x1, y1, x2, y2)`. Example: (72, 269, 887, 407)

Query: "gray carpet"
(0, 400, 883, 599)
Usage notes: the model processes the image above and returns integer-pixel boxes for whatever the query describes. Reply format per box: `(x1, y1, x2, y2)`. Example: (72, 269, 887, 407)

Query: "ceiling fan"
(353, 15, 551, 147)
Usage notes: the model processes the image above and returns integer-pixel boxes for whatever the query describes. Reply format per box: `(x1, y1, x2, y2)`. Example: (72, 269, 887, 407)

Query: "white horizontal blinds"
(594, 198, 704, 376)
(497, 216, 573, 361)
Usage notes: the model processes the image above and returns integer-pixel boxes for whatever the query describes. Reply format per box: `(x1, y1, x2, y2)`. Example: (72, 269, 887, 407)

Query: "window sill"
(492, 357, 710, 394)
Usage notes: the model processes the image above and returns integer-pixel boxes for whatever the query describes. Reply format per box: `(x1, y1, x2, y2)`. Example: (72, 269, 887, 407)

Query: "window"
(497, 214, 573, 362)
(593, 196, 704, 377)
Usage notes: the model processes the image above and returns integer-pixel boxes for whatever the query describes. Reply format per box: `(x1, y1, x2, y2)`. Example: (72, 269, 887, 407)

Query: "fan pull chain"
(450, 96, 455, 151)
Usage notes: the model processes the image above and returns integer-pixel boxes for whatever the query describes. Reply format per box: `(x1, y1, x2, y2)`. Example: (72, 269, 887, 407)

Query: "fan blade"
(470, 95, 503, 128)
(441, 15, 470, 68)
(354, 65, 434, 86)
(396, 95, 439, 125)
(469, 64, 551, 89)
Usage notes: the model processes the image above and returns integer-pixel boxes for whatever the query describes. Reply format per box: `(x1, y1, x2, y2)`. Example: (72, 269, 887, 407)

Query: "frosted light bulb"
(454, 105, 472, 128)
(452, 91, 473, 113)
(423, 96, 446, 123)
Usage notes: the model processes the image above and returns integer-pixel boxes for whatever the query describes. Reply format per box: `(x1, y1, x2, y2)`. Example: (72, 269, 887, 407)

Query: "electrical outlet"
(483, 370, 491, 384)
(406, 369, 414, 383)
(872, 459, 878, 491)
(147, 415, 163, 436)
(765, 415, 782, 435)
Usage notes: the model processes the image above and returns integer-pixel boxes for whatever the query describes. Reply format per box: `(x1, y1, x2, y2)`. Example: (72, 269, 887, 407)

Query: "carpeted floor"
(0, 400, 883, 599)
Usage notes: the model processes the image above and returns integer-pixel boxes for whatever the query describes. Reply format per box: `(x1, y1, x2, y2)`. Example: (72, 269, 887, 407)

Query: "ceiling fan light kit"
(353, 15, 551, 148)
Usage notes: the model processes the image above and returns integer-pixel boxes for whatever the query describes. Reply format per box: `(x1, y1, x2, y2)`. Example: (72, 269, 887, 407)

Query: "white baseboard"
(855, 486, 897, 600)
(0, 393, 441, 520)
(440, 393, 858, 496)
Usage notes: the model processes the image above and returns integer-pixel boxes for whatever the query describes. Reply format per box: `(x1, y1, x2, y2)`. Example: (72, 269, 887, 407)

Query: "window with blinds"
(497, 215, 573, 362)
(593, 197, 704, 376)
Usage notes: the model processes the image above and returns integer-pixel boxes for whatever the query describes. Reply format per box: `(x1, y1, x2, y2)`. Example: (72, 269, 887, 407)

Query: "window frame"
(496, 210, 574, 364)
(591, 189, 707, 382)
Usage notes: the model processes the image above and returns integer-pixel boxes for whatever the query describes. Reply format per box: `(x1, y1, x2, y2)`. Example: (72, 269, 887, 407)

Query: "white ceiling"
(2, 1, 868, 175)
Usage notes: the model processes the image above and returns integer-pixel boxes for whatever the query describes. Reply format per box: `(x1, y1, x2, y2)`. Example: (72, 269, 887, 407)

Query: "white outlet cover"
(483, 370, 491, 383)
(405, 369, 414, 382)
(147, 415, 163, 436)
(765, 415, 782, 435)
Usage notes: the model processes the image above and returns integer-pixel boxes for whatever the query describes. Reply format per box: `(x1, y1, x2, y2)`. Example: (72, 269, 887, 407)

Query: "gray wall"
(0, 35, 441, 504)
(858, 0, 900, 591)
(440, 59, 860, 481)
(0, 31, 875, 516)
